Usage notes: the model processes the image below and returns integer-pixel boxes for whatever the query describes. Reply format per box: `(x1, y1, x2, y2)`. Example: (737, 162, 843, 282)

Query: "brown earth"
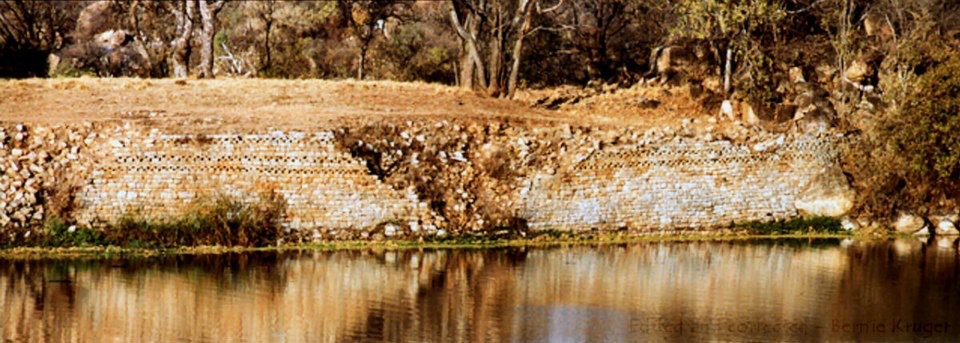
(0, 78, 723, 133)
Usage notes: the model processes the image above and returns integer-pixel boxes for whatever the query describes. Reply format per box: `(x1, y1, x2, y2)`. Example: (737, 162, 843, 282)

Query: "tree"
(669, 0, 787, 98)
(197, 0, 225, 78)
(170, 0, 195, 77)
(527, 0, 668, 84)
(120, 0, 179, 77)
(449, 0, 540, 98)
(336, 0, 403, 80)
(0, 0, 82, 77)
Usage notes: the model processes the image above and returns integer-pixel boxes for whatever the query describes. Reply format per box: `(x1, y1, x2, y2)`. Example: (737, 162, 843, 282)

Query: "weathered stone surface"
(793, 84, 836, 134)
(841, 217, 859, 231)
(795, 166, 855, 217)
(935, 219, 959, 236)
(894, 213, 927, 234)
(844, 60, 871, 84)
(2, 121, 846, 235)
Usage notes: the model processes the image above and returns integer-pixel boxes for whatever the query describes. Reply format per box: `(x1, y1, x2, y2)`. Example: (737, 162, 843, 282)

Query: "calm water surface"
(2, 238, 959, 342)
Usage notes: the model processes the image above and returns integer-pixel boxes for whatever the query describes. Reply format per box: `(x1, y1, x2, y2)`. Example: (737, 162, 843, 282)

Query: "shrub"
(739, 216, 843, 235)
(848, 43, 960, 217)
(105, 190, 287, 248)
(41, 216, 104, 247)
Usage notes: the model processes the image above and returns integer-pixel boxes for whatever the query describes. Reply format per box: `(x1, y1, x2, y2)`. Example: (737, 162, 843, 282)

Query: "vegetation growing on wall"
(0, 192, 287, 249)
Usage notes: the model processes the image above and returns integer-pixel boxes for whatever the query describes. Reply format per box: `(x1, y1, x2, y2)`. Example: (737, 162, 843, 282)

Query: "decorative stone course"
(519, 136, 841, 231)
(74, 132, 422, 230)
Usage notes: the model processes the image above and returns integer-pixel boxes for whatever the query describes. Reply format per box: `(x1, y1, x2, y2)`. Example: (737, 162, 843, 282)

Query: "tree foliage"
(670, 0, 787, 100)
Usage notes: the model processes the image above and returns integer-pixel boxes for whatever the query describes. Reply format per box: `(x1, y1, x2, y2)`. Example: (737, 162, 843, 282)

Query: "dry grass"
(0, 77, 722, 132)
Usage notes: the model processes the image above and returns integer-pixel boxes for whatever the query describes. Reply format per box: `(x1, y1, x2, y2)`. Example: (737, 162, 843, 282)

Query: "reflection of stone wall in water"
(4, 241, 956, 342)
(2, 123, 847, 233)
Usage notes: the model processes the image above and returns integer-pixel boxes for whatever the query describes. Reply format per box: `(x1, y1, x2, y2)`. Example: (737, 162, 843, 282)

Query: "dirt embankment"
(0, 78, 736, 133)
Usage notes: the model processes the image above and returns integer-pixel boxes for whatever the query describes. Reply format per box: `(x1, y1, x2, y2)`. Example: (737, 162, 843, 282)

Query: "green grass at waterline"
(0, 230, 857, 259)
(736, 216, 844, 235)
(0, 215, 853, 258)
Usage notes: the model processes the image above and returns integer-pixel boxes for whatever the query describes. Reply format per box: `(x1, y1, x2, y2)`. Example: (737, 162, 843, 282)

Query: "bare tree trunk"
(197, 0, 224, 79)
(487, 4, 503, 96)
(259, 0, 274, 74)
(450, 8, 487, 90)
(263, 20, 272, 73)
(507, 0, 534, 98)
(171, 0, 195, 78)
(358, 45, 367, 79)
(458, 46, 472, 88)
(723, 48, 732, 95)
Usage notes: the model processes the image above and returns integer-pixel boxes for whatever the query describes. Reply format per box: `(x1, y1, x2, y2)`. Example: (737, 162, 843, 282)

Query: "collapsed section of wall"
(73, 132, 423, 230)
(519, 136, 841, 231)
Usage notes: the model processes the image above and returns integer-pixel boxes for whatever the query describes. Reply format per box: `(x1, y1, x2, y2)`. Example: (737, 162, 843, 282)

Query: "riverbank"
(0, 78, 883, 245)
(0, 230, 861, 259)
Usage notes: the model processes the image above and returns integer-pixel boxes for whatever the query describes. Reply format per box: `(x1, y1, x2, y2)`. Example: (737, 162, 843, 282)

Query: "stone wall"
(518, 136, 840, 231)
(73, 131, 424, 231)
(2, 123, 844, 235)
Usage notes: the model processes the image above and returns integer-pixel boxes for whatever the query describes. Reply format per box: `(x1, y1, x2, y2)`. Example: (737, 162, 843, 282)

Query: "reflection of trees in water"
(830, 238, 960, 341)
(2, 240, 960, 342)
(343, 248, 529, 342)
(0, 260, 91, 341)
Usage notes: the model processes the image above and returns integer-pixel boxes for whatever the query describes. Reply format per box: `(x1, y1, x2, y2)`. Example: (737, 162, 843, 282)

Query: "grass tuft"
(737, 216, 844, 235)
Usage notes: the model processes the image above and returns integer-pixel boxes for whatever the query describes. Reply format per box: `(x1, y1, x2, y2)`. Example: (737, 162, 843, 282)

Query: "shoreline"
(0, 231, 869, 259)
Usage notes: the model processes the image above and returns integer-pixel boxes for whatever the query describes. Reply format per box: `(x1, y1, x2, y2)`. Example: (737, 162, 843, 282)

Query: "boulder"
(788, 66, 806, 83)
(844, 60, 871, 84)
(936, 219, 959, 236)
(894, 213, 927, 234)
(95, 30, 133, 50)
(793, 84, 836, 134)
(841, 217, 860, 231)
(719, 100, 735, 120)
(645, 45, 706, 84)
(795, 166, 856, 217)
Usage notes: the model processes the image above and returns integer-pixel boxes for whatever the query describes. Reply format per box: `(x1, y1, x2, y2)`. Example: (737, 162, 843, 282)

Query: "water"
(1, 238, 959, 342)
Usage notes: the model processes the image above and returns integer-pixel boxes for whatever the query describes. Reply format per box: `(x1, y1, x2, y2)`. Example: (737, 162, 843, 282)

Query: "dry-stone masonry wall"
(1, 122, 844, 236)
(73, 131, 424, 231)
(519, 135, 841, 231)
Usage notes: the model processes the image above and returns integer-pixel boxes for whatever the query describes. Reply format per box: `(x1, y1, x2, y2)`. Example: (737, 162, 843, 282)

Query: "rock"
(719, 100, 735, 120)
(742, 103, 760, 125)
(914, 227, 931, 236)
(795, 166, 855, 217)
(894, 213, 927, 234)
(647, 45, 702, 84)
(793, 86, 836, 134)
(841, 217, 859, 231)
(844, 60, 871, 84)
(789, 66, 806, 83)
(384, 223, 399, 237)
(815, 64, 838, 83)
(936, 220, 959, 236)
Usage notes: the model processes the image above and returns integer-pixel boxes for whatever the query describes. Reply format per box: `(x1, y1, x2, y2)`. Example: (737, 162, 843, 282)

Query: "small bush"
(105, 190, 287, 248)
(41, 216, 105, 247)
(739, 216, 843, 235)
